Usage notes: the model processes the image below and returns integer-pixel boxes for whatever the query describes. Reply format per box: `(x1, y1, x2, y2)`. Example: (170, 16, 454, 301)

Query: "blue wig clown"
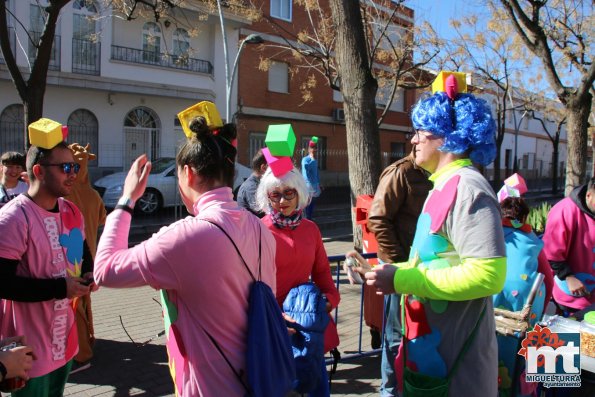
(411, 74, 497, 167)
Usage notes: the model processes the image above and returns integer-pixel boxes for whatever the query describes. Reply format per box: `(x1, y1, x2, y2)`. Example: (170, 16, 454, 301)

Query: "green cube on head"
(265, 124, 296, 157)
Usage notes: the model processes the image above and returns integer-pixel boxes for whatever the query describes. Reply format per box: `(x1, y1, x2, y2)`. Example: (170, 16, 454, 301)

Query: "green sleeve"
(393, 257, 507, 301)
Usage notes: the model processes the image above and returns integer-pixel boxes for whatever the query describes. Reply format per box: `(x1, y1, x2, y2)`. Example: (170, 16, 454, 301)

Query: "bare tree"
(442, 13, 536, 187)
(497, 0, 594, 195)
(0, 0, 71, 150)
(524, 94, 567, 194)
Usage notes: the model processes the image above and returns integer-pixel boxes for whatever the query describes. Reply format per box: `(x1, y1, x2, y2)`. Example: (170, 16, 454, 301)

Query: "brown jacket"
(367, 152, 431, 263)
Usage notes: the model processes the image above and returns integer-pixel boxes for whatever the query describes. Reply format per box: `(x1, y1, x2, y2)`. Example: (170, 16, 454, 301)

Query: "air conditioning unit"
(332, 108, 345, 122)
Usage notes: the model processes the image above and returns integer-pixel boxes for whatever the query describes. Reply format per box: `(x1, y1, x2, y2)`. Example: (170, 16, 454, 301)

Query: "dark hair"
(1, 151, 26, 168)
(500, 197, 530, 223)
(26, 141, 69, 181)
(251, 148, 267, 172)
(588, 177, 595, 192)
(176, 117, 237, 188)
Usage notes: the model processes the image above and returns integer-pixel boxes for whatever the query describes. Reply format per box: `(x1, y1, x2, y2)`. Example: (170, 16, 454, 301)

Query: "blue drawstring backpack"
(202, 220, 295, 397)
(283, 282, 330, 394)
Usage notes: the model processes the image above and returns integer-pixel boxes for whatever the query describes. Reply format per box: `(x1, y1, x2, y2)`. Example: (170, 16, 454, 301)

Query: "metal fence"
(111, 45, 213, 75)
(326, 252, 384, 365)
(72, 38, 100, 75)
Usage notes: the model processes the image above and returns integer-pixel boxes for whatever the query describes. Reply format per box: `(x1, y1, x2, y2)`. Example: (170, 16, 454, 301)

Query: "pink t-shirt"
(94, 187, 277, 396)
(0, 195, 85, 377)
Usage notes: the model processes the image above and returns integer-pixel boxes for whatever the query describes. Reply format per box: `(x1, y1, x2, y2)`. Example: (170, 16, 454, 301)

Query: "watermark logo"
(518, 324, 581, 388)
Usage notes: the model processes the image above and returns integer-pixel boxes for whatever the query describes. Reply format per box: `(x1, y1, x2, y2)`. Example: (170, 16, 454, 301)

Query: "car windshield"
(150, 158, 175, 174)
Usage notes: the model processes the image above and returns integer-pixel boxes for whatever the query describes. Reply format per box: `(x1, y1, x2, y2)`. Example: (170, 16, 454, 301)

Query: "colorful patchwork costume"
(393, 160, 507, 396)
(493, 219, 553, 397)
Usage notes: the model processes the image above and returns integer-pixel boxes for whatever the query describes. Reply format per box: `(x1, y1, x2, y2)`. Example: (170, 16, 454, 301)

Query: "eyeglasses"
(40, 162, 81, 174)
(268, 189, 297, 202)
(406, 129, 435, 143)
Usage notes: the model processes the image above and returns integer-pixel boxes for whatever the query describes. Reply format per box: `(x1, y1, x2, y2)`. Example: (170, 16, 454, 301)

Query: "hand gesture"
(65, 277, 90, 298)
(365, 264, 398, 295)
(123, 154, 152, 203)
(0, 337, 34, 380)
(566, 275, 588, 297)
(343, 251, 372, 285)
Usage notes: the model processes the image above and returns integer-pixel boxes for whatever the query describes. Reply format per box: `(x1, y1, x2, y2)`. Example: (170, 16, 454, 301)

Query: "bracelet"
(115, 204, 134, 215)
(0, 360, 6, 382)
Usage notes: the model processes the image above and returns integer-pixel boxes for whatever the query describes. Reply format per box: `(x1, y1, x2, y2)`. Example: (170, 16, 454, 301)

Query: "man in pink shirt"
(0, 142, 92, 397)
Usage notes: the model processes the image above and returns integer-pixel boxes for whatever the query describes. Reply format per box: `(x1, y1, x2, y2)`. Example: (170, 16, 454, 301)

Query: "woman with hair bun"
(94, 116, 277, 396)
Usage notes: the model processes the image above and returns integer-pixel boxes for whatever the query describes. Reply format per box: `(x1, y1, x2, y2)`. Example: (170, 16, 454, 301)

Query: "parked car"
(94, 158, 252, 215)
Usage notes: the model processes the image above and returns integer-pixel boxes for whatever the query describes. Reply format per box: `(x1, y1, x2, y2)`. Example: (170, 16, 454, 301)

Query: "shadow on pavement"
(329, 355, 382, 395)
(68, 338, 173, 396)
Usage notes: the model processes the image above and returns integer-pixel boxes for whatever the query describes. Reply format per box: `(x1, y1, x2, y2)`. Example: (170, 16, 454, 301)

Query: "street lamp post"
(226, 33, 263, 122)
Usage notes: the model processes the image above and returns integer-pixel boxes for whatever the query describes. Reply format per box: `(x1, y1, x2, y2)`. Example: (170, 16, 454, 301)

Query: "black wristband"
(115, 204, 134, 215)
(0, 359, 6, 382)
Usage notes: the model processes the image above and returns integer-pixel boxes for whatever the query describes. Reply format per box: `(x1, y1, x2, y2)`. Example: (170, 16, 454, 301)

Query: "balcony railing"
(72, 38, 100, 75)
(0, 27, 16, 64)
(28, 31, 61, 71)
(110, 45, 213, 75)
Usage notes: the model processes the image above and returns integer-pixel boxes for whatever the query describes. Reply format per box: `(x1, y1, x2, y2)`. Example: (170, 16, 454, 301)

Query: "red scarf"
(502, 218, 532, 233)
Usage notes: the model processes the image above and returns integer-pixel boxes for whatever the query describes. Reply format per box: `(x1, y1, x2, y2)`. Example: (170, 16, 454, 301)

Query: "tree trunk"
(23, 88, 45, 150)
(329, 0, 381, 250)
(564, 95, 591, 196)
(551, 141, 559, 194)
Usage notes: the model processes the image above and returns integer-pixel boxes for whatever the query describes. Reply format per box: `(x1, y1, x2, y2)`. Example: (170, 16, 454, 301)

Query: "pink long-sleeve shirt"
(94, 188, 276, 396)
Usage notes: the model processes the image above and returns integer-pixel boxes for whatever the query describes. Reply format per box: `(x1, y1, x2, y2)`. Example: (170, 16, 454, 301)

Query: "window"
(123, 107, 161, 165)
(72, 0, 99, 74)
(301, 136, 326, 171)
(270, 0, 292, 21)
(249, 132, 266, 164)
(389, 142, 405, 164)
(173, 28, 190, 57)
(67, 109, 99, 166)
(268, 61, 289, 93)
(0, 104, 24, 152)
(142, 22, 162, 63)
(376, 85, 404, 112)
(29, 1, 60, 69)
(173, 28, 190, 66)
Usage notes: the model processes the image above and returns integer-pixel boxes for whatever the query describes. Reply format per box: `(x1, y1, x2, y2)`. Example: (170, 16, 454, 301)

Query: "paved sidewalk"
(61, 231, 384, 396)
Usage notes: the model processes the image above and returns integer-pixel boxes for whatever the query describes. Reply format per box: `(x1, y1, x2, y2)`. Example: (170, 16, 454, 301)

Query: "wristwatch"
(116, 196, 135, 214)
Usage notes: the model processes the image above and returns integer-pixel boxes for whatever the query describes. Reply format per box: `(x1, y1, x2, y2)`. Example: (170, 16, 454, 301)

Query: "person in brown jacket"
(367, 150, 431, 397)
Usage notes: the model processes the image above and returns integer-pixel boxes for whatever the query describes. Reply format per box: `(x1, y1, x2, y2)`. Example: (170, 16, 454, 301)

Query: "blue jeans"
(380, 293, 401, 397)
(305, 197, 317, 219)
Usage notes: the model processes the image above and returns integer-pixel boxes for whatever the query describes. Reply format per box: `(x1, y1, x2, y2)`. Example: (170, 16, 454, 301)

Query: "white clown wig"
(255, 167, 311, 214)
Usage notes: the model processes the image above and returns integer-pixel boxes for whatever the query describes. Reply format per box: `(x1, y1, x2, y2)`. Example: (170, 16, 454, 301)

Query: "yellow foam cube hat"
(177, 101, 223, 139)
(28, 118, 66, 149)
(432, 71, 467, 96)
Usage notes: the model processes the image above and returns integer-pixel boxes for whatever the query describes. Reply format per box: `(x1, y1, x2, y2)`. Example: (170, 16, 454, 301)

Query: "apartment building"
(0, 0, 247, 180)
(234, 0, 418, 187)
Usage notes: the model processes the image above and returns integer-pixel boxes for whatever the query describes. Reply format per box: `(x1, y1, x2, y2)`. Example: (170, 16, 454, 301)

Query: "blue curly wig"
(411, 92, 497, 166)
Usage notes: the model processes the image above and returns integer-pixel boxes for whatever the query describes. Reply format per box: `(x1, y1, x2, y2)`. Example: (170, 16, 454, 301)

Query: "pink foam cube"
(262, 148, 293, 177)
(504, 173, 528, 195)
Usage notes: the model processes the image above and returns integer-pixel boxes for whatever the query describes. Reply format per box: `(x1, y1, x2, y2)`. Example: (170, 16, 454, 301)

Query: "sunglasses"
(40, 162, 81, 174)
(406, 129, 435, 142)
(268, 189, 297, 202)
